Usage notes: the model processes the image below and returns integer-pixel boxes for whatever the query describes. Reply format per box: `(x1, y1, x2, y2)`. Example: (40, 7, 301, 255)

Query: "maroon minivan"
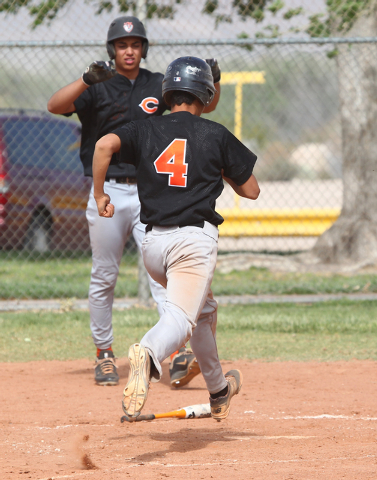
(0, 110, 91, 252)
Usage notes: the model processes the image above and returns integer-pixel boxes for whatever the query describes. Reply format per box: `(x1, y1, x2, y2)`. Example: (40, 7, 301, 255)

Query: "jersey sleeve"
(73, 87, 94, 113)
(221, 129, 257, 186)
(112, 122, 139, 166)
(61, 87, 93, 118)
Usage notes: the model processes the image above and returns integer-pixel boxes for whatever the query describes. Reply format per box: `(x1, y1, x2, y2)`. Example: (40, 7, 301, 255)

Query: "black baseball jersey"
(112, 111, 257, 226)
(70, 68, 168, 177)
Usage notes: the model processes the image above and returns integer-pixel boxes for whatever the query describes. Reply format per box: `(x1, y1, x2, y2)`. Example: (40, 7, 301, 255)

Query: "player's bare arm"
(47, 78, 88, 114)
(203, 83, 220, 113)
(203, 58, 221, 113)
(92, 133, 121, 217)
(223, 173, 260, 200)
(47, 61, 116, 114)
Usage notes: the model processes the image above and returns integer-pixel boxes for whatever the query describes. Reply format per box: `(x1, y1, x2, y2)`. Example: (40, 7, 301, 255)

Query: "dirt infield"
(1, 359, 376, 480)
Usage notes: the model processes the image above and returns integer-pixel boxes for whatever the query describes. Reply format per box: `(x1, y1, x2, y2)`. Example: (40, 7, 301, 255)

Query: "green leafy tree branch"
(0, 0, 183, 28)
(202, 0, 372, 38)
(1, 0, 372, 36)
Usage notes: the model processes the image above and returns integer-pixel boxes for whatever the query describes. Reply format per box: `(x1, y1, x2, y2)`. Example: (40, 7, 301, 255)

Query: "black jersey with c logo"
(73, 68, 169, 178)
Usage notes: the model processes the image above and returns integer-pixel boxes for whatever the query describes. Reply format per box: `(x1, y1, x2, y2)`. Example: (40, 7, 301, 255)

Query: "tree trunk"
(306, 4, 377, 267)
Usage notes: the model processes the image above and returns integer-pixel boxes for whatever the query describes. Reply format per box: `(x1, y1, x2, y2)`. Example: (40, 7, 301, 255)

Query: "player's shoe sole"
(122, 343, 150, 418)
(210, 369, 243, 422)
(169, 348, 201, 388)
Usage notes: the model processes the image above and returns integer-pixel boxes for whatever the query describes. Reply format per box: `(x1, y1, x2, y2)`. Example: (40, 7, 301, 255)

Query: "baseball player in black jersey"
(92, 56, 260, 421)
(47, 17, 221, 387)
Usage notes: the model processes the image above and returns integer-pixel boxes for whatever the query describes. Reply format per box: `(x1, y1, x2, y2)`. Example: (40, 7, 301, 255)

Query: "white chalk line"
(34, 424, 115, 430)
(244, 413, 377, 421)
(10, 413, 377, 433)
(37, 474, 96, 480)
(36, 453, 377, 480)
(228, 435, 315, 440)
(0, 435, 315, 450)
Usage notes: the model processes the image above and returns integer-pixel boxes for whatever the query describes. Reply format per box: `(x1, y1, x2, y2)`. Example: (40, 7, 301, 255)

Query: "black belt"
(105, 177, 137, 184)
(146, 221, 205, 233)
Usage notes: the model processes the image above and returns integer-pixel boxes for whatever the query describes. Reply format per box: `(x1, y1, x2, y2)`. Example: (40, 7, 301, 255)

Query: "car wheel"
(24, 214, 52, 253)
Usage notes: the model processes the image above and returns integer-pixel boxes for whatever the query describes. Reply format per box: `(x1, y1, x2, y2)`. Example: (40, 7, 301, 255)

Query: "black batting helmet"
(106, 16, 149, 59)
(162, 57, 216, 107)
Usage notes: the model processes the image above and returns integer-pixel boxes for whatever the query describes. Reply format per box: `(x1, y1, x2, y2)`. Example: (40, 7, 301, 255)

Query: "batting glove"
(205, 58, 221, 83)
(82, 60, 117, 86)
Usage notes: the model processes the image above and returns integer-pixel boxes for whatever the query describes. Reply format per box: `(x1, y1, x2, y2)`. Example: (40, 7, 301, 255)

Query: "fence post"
(136, 0, 147, 22)
(135, 0, 148, 306)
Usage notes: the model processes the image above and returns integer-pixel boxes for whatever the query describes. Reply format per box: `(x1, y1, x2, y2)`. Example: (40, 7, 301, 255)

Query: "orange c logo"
(139, 97, 159, 114)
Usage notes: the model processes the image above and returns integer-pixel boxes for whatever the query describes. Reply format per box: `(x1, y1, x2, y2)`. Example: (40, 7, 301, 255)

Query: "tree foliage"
(202, 0, 302, 34)
(307, 0, 372, 37)
(202, 0, 372, 37)
(0, 0, 372, 35)
(0, 0, 182, 28)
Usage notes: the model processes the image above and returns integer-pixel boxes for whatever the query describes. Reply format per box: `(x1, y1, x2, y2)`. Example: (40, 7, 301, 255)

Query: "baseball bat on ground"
(121, 403, 211, 423)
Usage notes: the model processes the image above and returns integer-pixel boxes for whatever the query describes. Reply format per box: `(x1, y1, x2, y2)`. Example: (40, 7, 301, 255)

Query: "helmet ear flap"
(107, 41, 116, 60)
(142, 40, 149, 59)
(207, 88, 215, 104)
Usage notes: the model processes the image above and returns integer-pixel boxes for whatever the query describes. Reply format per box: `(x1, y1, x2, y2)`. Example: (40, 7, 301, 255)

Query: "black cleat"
(169, 348, 201, 388)
(95, 350, 119, 386)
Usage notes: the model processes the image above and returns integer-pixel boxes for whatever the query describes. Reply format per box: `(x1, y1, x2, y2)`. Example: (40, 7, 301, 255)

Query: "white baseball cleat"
(122, 343, 151, 418)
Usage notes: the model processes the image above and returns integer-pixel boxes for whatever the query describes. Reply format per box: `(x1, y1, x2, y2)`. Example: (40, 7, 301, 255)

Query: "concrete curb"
(1, 293, 377, 312)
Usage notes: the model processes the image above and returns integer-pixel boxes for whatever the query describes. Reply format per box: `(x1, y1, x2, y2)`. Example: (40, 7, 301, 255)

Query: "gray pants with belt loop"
(140, 222, 228, 395)
(86, 181, 166, 350)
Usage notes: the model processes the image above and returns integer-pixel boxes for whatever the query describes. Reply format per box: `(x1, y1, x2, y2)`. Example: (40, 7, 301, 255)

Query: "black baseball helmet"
(162, 57, 216, 107)
(106, 16, 149, 59)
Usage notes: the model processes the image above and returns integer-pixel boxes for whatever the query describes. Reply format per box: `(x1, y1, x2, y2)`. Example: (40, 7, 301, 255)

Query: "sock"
(170, 350, 179, 361)
(97, 346, 112, 358)
(210, 385, 229, 399)
(170, 344, 189, 361)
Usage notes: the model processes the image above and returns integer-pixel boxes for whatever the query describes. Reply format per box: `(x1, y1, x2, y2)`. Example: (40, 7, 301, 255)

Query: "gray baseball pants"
(86, 180, 166, 350)
(140, 222, 228, 395)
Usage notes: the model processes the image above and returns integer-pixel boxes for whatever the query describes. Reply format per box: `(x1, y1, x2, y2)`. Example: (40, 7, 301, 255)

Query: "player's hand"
(95, 194, 114, 218)
(205, 58, 221, 83)
(82, 60, 117, 86)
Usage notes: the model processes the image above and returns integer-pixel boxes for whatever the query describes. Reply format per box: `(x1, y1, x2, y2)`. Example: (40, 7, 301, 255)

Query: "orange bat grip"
(154, 409, 186, 419)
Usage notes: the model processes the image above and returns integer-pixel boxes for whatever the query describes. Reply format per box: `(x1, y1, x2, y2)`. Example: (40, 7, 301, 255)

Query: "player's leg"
(130, 196, 200, 387)
(143, 224, 241, 420)
(189, 290, 223, 392)
(86, 182, 134, 385)
(129, 187, 166, 316)
(140, 226, 219, 374)
(190, 292, 243, 421)
(131, 190, 201, 386)
(122, 224, 226, 417)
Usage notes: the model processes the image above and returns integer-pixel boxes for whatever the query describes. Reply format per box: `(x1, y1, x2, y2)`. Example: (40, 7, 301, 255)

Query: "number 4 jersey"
(112, 110, 257, 227)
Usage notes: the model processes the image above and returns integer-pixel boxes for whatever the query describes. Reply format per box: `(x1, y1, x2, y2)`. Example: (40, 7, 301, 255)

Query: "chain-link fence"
(0, 0, 375, 299)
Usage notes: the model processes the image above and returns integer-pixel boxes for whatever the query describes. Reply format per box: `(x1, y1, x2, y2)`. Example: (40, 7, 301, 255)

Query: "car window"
(42, 120, 82, 172)
(3, 117, 82, 173)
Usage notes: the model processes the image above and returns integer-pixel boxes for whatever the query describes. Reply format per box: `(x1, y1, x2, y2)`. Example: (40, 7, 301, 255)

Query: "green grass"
(0, 251, 138, 299)
(1, 252, 377, 299)
(212, 267, 377, 296)
(1, 300, 376, 362)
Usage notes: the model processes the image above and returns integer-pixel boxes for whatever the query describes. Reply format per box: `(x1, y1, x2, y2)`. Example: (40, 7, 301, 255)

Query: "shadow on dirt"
(109, 427, 257, 463)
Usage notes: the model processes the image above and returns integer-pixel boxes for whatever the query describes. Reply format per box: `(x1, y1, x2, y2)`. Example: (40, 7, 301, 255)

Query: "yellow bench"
(217, 208, 341, 237)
